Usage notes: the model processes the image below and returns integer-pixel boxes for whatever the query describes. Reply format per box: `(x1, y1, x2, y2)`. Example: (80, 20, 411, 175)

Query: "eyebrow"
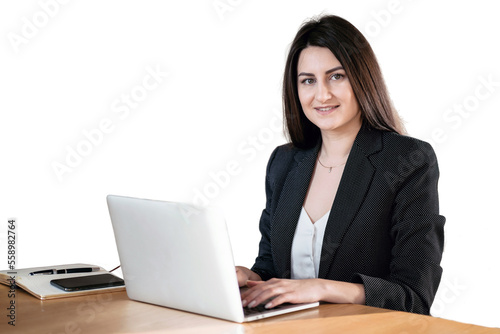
(298, 66, 344, 77)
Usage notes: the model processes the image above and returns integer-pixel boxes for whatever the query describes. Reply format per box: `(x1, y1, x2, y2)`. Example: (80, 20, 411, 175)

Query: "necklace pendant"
(329, 167, 332, 173)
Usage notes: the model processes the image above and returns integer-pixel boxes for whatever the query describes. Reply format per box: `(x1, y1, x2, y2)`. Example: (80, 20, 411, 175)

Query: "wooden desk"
(1, 285, 498, 334)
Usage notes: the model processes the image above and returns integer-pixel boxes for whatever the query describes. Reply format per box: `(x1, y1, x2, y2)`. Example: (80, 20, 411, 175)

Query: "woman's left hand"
(240, 278, 324, 309)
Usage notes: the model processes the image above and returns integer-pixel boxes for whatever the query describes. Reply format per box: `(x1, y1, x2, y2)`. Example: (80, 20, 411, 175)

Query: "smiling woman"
(297, 47, 362, 141)
(236, 14, 445, 316)
(283, 14, 405, 150)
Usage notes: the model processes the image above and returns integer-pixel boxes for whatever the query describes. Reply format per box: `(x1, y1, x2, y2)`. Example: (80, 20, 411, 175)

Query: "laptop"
(106, 195, 319, 323)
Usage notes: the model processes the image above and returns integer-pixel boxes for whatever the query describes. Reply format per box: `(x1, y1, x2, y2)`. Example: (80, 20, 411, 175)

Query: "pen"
(29, 267, 100, 276)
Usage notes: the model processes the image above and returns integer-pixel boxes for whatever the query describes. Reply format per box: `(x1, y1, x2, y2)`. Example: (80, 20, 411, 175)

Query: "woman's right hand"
(235, 266, 262, 287)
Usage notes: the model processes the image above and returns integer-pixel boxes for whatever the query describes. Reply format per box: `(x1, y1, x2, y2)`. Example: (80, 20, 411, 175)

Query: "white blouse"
(290, 207, 330, 279)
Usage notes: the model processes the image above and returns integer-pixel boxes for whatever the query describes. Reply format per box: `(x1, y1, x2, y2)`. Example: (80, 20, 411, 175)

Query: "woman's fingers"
(245, 280, 265, 287)
(242, 278, 323, 308)
(241, 279, 292, 308)
(235, 267, 263, 287)
(235, 267, 248, 287)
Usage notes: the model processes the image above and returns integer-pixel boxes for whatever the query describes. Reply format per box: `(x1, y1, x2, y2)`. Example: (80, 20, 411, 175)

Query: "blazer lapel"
(271, 126, 383, 279)
(271, 142, 319, 278)
(318, 126, 383, 278)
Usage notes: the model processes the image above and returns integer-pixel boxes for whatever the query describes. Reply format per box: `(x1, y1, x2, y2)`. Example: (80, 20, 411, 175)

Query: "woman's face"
(297, 46, 361, 136)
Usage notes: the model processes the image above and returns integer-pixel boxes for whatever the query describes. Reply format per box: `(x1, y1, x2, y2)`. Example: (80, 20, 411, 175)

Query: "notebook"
(0, 264, 125, 300)
(106, 194, 319, 322)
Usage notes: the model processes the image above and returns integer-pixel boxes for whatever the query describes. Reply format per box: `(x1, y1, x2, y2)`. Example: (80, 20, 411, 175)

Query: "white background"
(1, 0, 499, 328)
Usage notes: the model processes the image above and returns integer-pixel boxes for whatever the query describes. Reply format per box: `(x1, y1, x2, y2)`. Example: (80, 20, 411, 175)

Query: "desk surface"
(1, 284, 498, 334)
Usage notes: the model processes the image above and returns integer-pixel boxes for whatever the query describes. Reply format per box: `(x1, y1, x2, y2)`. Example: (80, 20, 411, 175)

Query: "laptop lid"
(107, 194, 246, 322)
(107, 194, 319, 323)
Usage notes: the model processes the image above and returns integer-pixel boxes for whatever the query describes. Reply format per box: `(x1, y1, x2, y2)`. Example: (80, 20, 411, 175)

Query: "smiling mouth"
(315, 105, 339, 114)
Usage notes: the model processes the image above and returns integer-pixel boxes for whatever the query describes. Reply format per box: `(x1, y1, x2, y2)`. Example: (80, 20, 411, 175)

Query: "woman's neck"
(319, 119, 362, 163)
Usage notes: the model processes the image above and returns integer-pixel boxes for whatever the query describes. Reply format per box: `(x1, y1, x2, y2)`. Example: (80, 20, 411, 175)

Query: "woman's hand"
(240, 278, 365, 308)
(240, 278, 325, 309)
(235, 266, 262, 287)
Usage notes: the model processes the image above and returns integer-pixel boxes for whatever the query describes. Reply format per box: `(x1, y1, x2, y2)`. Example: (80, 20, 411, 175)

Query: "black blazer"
(251, 125, 445, 315)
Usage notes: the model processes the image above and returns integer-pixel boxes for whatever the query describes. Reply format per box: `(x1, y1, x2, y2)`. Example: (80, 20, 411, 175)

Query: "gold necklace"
(317, 156, 347, 173)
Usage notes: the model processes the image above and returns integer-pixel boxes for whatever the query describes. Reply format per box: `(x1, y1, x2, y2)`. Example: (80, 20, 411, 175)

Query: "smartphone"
(50, 273, 125, 291)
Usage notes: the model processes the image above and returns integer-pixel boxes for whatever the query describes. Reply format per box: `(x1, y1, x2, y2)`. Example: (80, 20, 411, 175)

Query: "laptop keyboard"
(243, 304, 269, 315)
(240, 288, 288, 316)
(243, 302, 289, 316)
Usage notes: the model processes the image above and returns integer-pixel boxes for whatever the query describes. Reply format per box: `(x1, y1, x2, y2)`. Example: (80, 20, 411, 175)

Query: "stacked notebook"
(0, 263, 125, 300)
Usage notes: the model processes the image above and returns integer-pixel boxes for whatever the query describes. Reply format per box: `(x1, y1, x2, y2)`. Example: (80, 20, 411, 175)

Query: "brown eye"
(331, 73, 344, 80)
(301, 78, 315, 85)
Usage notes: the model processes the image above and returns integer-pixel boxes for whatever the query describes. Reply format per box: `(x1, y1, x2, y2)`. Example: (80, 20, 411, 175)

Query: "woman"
(236, 14, 445, 315)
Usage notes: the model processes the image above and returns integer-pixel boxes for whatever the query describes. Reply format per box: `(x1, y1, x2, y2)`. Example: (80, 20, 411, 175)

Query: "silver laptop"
(106, 195, 319, 323)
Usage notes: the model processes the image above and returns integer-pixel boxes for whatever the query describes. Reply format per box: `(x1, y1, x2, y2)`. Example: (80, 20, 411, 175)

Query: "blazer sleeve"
(353, 140, 445, 315)
(250, 147, 279, 281)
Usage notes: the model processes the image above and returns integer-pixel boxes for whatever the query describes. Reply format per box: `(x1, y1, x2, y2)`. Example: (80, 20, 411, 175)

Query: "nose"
(315, 81, 333, 103)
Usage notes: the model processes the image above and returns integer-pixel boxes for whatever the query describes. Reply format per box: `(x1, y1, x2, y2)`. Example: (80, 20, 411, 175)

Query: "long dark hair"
(283, 14, 405, 149)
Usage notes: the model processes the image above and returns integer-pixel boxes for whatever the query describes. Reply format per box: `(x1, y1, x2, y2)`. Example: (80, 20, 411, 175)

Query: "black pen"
(29, 267, 100, 276)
